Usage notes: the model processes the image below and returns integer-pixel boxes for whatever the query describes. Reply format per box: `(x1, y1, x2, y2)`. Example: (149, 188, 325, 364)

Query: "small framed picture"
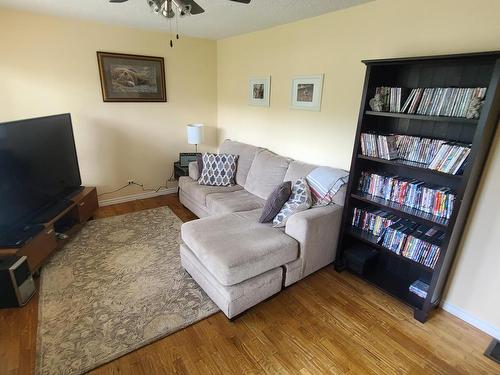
(248, 76, 271, 106)
(291, 74, 324, 111)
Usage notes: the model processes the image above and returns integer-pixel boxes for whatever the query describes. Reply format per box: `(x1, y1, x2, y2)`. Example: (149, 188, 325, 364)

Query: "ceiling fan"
(109, 0, 251, 18)
(109, 0, 251, 46)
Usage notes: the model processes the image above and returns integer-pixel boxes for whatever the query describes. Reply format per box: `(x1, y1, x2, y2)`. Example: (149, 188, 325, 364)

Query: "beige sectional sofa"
(179, 140, 347, 318)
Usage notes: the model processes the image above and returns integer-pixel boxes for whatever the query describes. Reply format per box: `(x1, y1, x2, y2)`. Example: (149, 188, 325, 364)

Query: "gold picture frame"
(97, 52, 167, 102)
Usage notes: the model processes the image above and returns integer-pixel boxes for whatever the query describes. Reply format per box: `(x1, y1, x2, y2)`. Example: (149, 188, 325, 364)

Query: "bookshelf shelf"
(357, 154, 463, 180)
(347, 227, 435, 272)
(365, 110, 478, 124)
(351, 192, 449, 229)
(336, 51, 500, 323)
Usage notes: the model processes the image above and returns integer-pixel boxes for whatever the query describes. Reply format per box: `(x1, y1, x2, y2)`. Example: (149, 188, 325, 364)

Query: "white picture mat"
(248, 76, 271, 106)
(291, 74, 324, 111)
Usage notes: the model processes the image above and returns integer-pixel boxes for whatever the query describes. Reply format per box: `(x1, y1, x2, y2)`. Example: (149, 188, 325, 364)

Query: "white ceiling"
(0, 0, 372, 39)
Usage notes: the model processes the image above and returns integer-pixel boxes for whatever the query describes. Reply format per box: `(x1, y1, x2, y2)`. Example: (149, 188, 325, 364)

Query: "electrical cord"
(98, 181, 167, 197)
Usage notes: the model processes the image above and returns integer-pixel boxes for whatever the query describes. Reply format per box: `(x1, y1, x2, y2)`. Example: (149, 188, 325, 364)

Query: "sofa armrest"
(188, 161, 200, 180)
(285, 204, 343, 283)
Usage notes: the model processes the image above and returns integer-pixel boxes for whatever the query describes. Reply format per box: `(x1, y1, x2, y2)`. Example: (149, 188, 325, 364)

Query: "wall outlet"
(127, 180, 134, 185)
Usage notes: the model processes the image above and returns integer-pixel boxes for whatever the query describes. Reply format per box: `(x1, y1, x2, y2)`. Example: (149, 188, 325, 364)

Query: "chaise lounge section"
(179, 140, 347, 318)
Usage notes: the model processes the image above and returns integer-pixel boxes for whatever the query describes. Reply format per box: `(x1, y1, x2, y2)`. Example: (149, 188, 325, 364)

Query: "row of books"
(360, 133, 398, 160)
(351, 207, 399, 239)
(397, 135, 446, 165)
(402, 229, 443, 269)
(351, 209, 443, 269)
(372, 86, 486, 118)
(409, 280, 429, 299)
(427, 142, 471, 174)
(381, 219, 443, 269)
(358, 171, 455, 219)
(359, 132, 470, 175)
(407, 87, 486, 117)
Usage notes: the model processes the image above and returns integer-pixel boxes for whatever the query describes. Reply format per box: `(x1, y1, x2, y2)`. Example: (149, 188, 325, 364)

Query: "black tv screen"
(0, 114, 82, 234)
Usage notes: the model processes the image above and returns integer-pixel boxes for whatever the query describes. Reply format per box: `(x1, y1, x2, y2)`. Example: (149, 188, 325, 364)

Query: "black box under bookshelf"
(335, 51, 500, 322)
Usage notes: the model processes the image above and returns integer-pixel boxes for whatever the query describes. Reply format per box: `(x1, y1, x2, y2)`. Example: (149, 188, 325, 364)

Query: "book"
(409, 280, 430, 298)
(351, 207, 399, 240)
(401, 225, 443, 268)
(428, 143, 471, 174)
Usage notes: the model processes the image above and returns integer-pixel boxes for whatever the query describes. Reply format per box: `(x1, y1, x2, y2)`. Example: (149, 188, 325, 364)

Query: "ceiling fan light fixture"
(180, 5, 191, 17)
(160, 2, 175, 18)
(171, 0, 191, 17)
(147, 0, 162, 14)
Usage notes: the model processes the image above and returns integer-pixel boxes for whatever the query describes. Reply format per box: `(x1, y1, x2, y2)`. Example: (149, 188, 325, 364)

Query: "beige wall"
(0, 9, 218, 200)
(217, 0, 500, 331)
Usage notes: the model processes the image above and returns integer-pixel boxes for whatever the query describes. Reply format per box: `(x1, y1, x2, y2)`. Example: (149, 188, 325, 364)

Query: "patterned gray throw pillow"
(259, 181, 292, 223)
(273, 178, 312, 228)
(198, 153, 238, 186)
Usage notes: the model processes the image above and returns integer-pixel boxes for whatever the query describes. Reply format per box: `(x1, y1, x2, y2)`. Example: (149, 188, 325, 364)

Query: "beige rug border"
(35, 206, 219, 375)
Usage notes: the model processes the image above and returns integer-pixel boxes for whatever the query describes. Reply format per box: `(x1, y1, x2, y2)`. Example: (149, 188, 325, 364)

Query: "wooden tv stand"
(0, 187, 98, 272)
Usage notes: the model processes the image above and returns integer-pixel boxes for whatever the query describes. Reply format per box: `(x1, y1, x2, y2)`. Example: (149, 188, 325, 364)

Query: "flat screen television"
(0, 114, 82, 244)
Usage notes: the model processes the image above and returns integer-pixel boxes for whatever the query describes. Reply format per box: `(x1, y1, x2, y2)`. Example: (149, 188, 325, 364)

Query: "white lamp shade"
(187, 123, 204, 145)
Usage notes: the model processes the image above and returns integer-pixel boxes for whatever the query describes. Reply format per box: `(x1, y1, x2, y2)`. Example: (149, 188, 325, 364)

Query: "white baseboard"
(98, 187, 178, 207)
(441, 301, 500, 340)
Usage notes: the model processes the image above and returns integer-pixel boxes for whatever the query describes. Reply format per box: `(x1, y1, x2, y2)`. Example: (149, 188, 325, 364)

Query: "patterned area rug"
(36, 207, 218, 375)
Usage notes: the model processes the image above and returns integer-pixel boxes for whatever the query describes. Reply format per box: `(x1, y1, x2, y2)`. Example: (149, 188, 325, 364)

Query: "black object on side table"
(174, 161, 189, 179)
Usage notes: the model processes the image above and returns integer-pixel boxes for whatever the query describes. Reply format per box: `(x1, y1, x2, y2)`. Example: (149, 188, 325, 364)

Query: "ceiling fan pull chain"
(169, 13, 174, 48)
(176, 12, 180, 40)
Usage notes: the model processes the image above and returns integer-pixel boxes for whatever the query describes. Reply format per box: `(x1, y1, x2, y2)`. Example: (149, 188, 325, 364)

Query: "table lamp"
(186, 123, 204, 153)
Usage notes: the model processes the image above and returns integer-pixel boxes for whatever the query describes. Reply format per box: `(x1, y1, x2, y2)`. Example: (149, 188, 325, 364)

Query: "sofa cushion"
(244, 150, 292, 200)
(219, 140, 263, 186)
(188, 161, 201, 181)
(179, 176, 242, 207)
(180, 244, 283, 319)
(196, 153, 203, 175)
(199, 153, 238, 186)
(273, 178, 313, 227)
(284, 160, 318, 182)
(206, 189, 266, 215)
(259, 181, 292, 223)
(181, 209, 299, 286)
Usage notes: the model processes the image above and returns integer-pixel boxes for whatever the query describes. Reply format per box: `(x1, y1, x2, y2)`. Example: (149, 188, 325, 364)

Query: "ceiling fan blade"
(229, 0, 251, 3)
(109, 0, 129, 3)
(179, 0, 205, 15)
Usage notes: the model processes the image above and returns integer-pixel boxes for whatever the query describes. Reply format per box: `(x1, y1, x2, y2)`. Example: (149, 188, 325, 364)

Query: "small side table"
(174, 161, 189, 180)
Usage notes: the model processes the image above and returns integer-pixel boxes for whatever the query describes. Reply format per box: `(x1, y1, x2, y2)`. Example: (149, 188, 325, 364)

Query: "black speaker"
(0, 256, 36, 308)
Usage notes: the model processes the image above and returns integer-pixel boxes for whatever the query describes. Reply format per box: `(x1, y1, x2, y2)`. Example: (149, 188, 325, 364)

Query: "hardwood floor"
(0, 194, 497, 374)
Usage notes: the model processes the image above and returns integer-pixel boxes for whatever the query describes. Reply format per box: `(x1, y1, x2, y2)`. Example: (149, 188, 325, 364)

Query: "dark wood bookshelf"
(335, 51, 500, 323)
(365, 110, 478, 124)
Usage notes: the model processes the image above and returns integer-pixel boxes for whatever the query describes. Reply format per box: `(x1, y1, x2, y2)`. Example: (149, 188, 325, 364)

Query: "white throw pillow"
(273, 178, 312, 228)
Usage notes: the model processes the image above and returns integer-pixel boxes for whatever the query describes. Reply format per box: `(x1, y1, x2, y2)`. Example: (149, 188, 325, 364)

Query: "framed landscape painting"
(248, 76, 271, 106)
(291, 74, 324, 111)
(97, 52, 167, 102)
